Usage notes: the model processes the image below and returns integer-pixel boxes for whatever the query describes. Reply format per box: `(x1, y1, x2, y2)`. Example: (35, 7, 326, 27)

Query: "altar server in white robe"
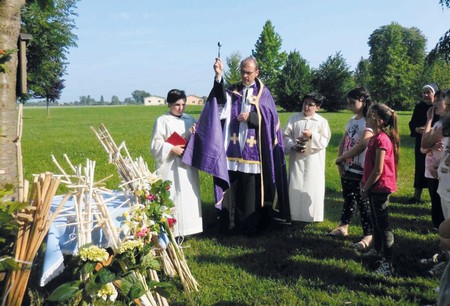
(283, 93, 331, 222)
(151, 89, 203, 237)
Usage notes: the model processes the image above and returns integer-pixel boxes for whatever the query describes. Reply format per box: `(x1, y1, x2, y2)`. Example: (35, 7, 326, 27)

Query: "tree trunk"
(0, 0, 26, 190)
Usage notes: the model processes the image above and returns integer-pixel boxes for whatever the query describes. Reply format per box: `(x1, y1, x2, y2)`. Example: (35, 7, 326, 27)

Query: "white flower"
(79, 245, 109, 262)
(118, 239, 144, 254)
(96, 283, 118, 301)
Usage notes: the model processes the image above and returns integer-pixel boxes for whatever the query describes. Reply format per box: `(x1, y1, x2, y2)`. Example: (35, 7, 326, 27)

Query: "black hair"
(347, 87, 373, 117)
(435, 89, 446, 101)
(166, 89, 186, 105)
(369, 103, 400, 166)
(303, 92, 325, 106)
(442, 113, 450, 137)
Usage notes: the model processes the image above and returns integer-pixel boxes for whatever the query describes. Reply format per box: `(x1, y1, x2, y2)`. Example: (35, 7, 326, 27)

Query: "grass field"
(22, 105, 441, 305)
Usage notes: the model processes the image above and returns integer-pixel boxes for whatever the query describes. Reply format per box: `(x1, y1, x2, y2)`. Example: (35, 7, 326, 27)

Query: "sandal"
(328, 227, 348, 237)
(352, 235, 373, 251)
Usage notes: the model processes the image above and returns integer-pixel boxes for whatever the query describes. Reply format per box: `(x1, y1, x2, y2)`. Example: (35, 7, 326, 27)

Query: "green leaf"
(82, 261, 97, 274)
(141, 253, 160, 271)
(96, 268, 117, 284)
(150, 281, 173, 298)
(116, 273, 146, 299)
(47, 281, 82, 301)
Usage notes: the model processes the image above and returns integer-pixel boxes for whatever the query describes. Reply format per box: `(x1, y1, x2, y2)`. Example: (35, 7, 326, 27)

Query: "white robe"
(283, 112, 331, 222)
(150, 113, 203, 236)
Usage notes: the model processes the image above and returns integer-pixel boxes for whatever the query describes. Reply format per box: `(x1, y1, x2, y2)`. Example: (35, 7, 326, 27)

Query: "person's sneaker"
(361, 248, 379, 257)
(373, 259, 394, 276)
(420, 251, 447, 264)
(428, 261, 448, 277)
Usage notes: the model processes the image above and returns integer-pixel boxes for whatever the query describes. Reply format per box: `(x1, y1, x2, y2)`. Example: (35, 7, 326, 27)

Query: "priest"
(183, 57, 290, 235)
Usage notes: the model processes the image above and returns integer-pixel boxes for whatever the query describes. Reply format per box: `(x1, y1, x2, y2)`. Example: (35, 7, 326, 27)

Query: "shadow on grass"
(196, 201, 438, 305)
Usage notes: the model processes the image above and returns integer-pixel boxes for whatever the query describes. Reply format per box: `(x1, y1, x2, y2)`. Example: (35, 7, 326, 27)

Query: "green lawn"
(22, 105, 440, 305)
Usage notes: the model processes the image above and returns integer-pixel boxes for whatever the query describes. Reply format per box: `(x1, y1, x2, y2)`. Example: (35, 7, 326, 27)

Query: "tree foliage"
(252, 20, 287, 97)
(224, 51, 241, 87)
(312, 51, 354, 112)
(20, 0, 78, 106)
(354, 57, 371, 89)
(368, 22, 426, 109)
(276, 50, 312, 112)
(111, 95, 121, 105)
(131, 90, 151, 104)
(423, 58, 450, 89)
(427, 0, 450, 63)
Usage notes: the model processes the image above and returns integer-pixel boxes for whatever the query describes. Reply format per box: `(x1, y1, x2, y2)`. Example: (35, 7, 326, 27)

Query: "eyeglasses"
(240, 70, 256, 76)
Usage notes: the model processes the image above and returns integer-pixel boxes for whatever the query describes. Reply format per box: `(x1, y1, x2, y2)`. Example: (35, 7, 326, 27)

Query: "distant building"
(144, 94, 205, 106)
(186, 95, 204, 105)
(144, 95, 165, 106)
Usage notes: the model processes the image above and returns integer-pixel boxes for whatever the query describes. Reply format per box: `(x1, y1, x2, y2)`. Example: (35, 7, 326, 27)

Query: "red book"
(166, 131, 187, 146)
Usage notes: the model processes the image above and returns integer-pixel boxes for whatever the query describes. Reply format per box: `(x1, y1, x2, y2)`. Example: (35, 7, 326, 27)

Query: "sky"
(59, 0, 450, 103)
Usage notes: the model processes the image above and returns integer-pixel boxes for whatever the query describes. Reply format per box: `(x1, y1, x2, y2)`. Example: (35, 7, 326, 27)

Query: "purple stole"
(226, 85, 260, 164)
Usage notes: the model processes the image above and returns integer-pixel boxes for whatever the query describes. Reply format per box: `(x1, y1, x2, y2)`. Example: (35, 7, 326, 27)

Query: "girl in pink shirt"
(361, 103, 399, 276)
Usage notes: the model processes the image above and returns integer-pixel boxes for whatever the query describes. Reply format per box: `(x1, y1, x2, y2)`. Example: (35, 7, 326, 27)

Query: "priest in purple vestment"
(183, 56, 290, 235)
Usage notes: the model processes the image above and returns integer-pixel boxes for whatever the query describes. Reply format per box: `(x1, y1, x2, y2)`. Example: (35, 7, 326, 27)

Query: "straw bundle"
(2, 173, 67, 306)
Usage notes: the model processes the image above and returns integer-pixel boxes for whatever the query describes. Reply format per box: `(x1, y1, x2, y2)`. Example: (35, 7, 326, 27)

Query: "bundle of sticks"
(91, 124, 199, 293)
(52, 156, 169, 306)
(2, 173, 68, 306)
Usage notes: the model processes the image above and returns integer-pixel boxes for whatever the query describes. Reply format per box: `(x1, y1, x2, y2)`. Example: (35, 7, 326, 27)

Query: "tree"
(312, 52, 354, 112)
(224, 51, 241, 86)
(368, 22, 426, 109)
(427, 0, 450, 63)
(0, 0, 27, 188)
(110, 95, 121, 105)
(124, 97, 134, 104)
(78, 95, 95, 105)
(252, 20, 287, 97)
(131, 90, 150, 104)
(20, 0, 78, 114)
(422, 58, 450, 89)
(354, 57, 372, 89)
(276, 50, 312, 112)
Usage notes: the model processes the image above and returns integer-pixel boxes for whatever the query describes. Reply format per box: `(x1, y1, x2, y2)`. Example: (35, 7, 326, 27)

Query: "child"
(329, 88, 374, 251)
(436, 90, 450, 221)
(437, 105, 450, 304)
(422, 91, 448, 225)
(150, 89, 203, 238)
(283, 93, 331, 222)
(420, 90, 449, 275)
(360, 103, 399, 276)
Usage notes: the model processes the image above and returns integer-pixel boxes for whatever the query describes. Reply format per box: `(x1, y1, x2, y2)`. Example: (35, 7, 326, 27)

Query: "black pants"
(414, 140, 428, 189)
(427, 178, 445, 229)
(219, 171, 269, 234)
(340, 177, 373, 236)
(369, 192, 394, 261)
